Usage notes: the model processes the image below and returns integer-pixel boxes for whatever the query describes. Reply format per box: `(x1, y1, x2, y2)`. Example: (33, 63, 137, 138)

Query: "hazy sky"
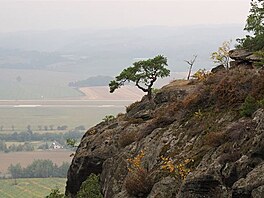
(0, 0, 250, 32)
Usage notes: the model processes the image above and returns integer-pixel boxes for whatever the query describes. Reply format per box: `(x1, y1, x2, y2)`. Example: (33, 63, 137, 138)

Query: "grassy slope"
(0, 178, 66, 198)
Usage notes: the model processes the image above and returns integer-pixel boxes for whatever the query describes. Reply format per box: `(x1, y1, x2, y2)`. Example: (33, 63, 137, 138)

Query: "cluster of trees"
(37, 125, 68, 131)
(0, 141, 34, 152)
(8, 160, 69, 178)
(0, 130, 84, 143)
(0, 129, 84, 153)
(0, 124, 86, 132)
(0, 124, 72, 132)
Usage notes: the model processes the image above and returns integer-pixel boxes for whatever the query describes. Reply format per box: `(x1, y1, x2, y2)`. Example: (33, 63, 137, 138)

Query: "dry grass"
(204, 132, 227, 147)
(208, 69, 264, 107)
(118, 130, 138, 148)
(125, 167, 153, 197)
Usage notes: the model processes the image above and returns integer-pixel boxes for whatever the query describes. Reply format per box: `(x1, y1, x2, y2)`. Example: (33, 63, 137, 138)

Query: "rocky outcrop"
(211, 65, 225, 73)
(229, 49, 263, 69)
(66, 71, 264, 198)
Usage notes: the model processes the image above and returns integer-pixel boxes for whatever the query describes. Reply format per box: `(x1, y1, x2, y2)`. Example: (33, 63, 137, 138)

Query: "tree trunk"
(147, 89, 152, 100)
(187, 65, 192, 80)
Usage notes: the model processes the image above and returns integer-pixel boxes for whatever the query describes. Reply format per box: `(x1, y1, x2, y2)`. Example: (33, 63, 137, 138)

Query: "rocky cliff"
(66, 62, 264, 197)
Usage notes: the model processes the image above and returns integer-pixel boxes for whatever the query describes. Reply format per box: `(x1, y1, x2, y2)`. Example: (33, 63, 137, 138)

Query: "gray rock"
(177, 175, 226, 198)
(232, 163, 264, 197)
(211, 65, 225, 73)
(147, 177, 178, 198)
(229, 49, 253, 61)
(252, 185, 264, 198)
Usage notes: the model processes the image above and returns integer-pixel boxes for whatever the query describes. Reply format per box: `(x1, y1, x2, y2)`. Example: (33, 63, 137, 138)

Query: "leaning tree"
(109, 55, 170, 100)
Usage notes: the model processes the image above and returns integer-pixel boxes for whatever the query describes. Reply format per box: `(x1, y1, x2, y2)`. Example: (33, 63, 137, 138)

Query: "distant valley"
(0, 25, 245, 75)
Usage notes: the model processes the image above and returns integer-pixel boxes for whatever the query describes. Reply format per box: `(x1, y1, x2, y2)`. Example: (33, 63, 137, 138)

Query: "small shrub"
(151, 88, 160, 95)
(125, 167, 153, 197)
(77, 173, 103, 198)
(118, 131, 138, 148)
(160, 156, 194, 180)
(194, 109, 203, 119)
(253, 51, 264, 68)
(240, 96, 258, 117)
(125, 151, 153, 197)
(207, 69, 264, 108)
(87, 129, 97, 135)
(46, 188, 64, 198)
(66, 138, 78, 148)
(116, 113, 125, 120)
(102, 115, 115, 123)
(204, 131, 226, 147)
(258, 98, 264, 108)
(126, 101, 141, 113)
(192, 69, 210, 81)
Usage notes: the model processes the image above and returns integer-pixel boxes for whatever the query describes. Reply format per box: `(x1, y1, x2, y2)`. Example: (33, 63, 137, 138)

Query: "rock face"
(229, 49, 262, 69)
(66, 71, 264, 198)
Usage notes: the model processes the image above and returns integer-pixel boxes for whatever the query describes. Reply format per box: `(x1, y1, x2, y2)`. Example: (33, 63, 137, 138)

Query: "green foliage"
(8, 160, 70, 178)
(194, 109, 203, 119)
(66, 138, 78, 148)
(211, 40, 231, 69)
(244, 0, 264, 36)
(46, 188, 65, 198)
(109, 55, 170, 100)
(77, 173, 103, 198)
(6, 142, 34, 152)
(151, 88, 160, 95)
(0, 140, 7, 152)
(253, 50, 264, 68)
(0, 130, 84, 148)
(237, 0, 264, 51)
(192, 69, 210, 81)
(0, 178, 66, 198)
(8, 164, 23, 178)
(102, 115, 115, 123)
(258, 98, 264, 108)
(237, 34, 264, 51)
(240, 96, 259, 117)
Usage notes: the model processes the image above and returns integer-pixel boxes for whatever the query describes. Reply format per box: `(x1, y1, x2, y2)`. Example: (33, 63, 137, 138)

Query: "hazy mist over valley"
(0, 0, 255, 197)
(0, 25, 245, 75)
(0, 25, 246, 101)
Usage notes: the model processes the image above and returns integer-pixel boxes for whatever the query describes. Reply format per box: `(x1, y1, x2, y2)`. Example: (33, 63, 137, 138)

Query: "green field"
(0, 68, 87, 100)
(0, 82, 83, 100)
(0, 178, 66, 198)
(0, 100, 131, 132)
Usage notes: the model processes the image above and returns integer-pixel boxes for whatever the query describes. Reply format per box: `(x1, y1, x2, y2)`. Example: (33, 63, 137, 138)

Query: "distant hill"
(0, 48, 65, 69)
(0, 25, 245, 75)
(68, 75, 113, 87)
